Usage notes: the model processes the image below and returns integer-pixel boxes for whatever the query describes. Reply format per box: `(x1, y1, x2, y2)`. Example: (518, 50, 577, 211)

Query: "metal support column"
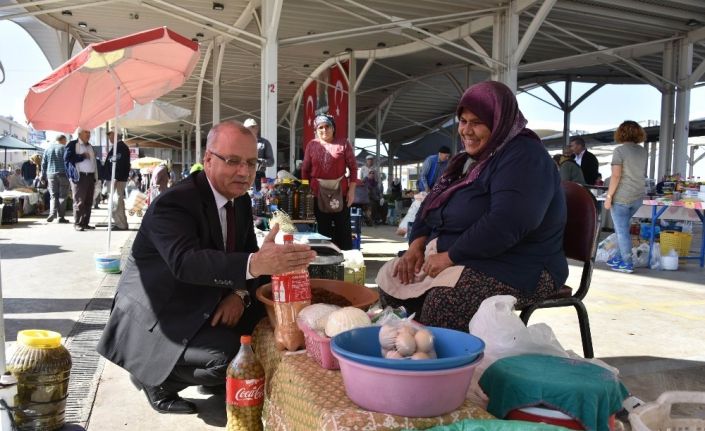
(375, 107, 381, 178)
(673, 39, 693, 177)
(261, 0, 282, 178)
(289, 93, 302, 173)
(212, 36, 225, 126)
(491, 2, 519, 92)
(187, 130, 193, 166)
(562, 76, 572, 150)
(348, 51, 357, 145)
(649, 140, 657, 180)
(658, 41, 676, 179)
(180, 129, 185, 177)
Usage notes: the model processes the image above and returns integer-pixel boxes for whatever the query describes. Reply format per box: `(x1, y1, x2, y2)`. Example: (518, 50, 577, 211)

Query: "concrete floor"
(2, 215, 704, 430)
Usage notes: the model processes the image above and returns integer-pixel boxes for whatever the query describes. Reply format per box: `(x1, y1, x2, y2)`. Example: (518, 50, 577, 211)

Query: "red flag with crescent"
(328, 61, 349, 141)
(302, 81, 317, 151)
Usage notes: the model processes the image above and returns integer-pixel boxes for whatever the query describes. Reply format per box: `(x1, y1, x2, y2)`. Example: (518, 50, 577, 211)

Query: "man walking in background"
(244, 118, 274, 191)
(569, 137, 599, 185)
(64, 128, 96, 231)
(41, 135, 70, 224)
(418, 145, 451, 192)
(104, 130, 131, 230)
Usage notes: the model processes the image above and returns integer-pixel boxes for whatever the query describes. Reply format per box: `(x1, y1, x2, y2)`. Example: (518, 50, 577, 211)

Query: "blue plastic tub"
(94, 252, 121, 274)
(331, 326, 484, 371)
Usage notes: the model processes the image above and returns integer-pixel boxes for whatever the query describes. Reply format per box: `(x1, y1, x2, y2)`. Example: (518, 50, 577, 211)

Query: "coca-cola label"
(271, 272, 311, 303)
(226, 377, 265, 406)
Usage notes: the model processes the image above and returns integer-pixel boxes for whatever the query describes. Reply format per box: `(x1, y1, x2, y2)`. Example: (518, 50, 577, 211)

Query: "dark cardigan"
(410, 135, 568, 294)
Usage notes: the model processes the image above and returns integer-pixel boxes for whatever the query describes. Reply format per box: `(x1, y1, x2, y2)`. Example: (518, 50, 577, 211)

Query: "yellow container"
(660, 231, 692, 257)
(344, 266, 366, 286)
(7, 330, 72, 431)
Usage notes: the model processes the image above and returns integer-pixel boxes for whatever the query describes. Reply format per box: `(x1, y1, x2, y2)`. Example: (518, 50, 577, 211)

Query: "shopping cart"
(126, 190, 147, 217)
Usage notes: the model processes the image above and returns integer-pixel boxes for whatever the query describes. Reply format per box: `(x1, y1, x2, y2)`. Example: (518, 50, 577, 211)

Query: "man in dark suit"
(569, 137, 599, 185)
(104, 130, 131, 230)
(97, 121, 316, 415)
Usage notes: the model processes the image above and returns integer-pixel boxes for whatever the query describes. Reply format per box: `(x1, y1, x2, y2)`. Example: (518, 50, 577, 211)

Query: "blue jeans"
(610, 199, 642, 264)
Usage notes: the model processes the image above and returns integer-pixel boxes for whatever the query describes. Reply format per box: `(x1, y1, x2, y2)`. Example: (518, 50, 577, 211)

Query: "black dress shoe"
(58, 218, 70, 224)
(46, 215, 56, 223)
(74, 225, 85, 232)
(83, 225, 96, 230)
(196, 384, 225, 396)
(129, 375, 197, 414)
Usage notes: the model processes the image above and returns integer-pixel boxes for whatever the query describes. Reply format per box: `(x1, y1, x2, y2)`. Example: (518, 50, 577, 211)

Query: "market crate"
(659, 231, 692, 257)
(344, 266, 366, 286)
(298, 321, 339, 370)
(630, 391, 705, 431)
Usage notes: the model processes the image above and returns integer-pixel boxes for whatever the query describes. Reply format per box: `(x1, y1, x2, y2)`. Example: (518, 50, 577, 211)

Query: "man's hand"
(249, 224, 317, 277)
(211, 293, 244, 327)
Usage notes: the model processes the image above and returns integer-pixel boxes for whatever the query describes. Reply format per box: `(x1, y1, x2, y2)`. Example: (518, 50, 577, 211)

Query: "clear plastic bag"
(632, 243, 650, 268)
(649, 243, 662, 270)
(596, 233, 619, 263)
(378, 317, 437, 360)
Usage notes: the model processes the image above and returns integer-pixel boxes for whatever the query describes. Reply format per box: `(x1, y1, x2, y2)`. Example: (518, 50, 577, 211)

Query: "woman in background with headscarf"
(376, 81, 568, 332)
(301, 114, 357, 249)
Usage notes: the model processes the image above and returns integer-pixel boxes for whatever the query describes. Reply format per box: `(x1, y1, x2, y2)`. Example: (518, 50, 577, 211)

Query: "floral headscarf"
(421, 81, 540, 218)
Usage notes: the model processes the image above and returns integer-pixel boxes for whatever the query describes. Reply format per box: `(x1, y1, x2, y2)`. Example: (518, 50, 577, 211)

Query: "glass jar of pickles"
(7, 330, 72, 431)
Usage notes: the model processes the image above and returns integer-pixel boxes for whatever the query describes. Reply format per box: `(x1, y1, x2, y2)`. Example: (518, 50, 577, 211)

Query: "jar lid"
(17, 330, 62, 349)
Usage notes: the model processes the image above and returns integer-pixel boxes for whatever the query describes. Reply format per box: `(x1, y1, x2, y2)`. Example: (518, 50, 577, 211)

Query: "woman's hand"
(422, 252, 453, 278)
(604, 195, 612, 210)
(393, 246, 425, 284)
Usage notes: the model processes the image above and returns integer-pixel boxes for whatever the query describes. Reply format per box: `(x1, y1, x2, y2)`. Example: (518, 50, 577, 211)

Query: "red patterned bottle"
(226, 335, 265, 431)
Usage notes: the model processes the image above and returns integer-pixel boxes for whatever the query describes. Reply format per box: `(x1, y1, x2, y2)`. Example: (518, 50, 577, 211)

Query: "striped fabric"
(42, 143, 67, 175)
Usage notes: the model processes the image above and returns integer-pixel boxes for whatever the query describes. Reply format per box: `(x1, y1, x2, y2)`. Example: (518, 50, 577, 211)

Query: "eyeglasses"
(208, 150, 257, 169)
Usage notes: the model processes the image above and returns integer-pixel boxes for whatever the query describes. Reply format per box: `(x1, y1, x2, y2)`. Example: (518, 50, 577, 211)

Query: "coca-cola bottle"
(272, 234, 311, 351)
(226, 335, 265, 431)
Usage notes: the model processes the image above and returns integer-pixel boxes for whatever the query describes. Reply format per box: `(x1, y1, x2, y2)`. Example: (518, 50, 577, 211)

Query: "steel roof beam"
(148, 0, 263, 44)
(0, 0, 116, 22)
(586, 0, 700, 22)
(553, 2, 687, 30)
(513, 0, 556, 66)
(0, 0, 75, 12)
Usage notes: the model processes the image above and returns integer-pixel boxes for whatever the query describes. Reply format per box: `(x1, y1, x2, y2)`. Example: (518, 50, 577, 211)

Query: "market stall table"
(643, 199, 705, 267)
(252, 320, 493, 431)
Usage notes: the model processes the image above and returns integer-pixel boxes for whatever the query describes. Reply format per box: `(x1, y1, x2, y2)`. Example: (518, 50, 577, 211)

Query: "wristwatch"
(233, 289, 252, 308)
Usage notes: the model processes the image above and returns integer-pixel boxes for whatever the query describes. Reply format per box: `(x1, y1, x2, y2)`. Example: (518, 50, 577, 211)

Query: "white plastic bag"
(649, 243, 662, 270)
(466, 295, 619, 407)
(396, 193, 426, 236)
(596, 233, 619, 263)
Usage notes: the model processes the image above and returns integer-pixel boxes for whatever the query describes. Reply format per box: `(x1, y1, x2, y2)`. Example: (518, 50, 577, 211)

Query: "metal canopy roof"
(4, 0, 705, 160)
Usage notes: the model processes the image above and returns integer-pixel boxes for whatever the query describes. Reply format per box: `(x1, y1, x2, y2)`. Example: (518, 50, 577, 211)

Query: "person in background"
(189, 163, 204, 174)
(569, 137, 599, 185)
(41, 135, 70, 223)
(244, 118, 274, 191)
(151, 162, 170, 200)
(104, 130, 131, 230)
(377, 81, 567, 332)
(365, 170, 387, 225)
(595, 173, 604, 186)
(301, 114, 357, 250)
(7, 168, 26, 189)
(65, 128, 97, 231)
(390, 177, 402, 201)
(604, 121, 648, 274)
(360, 154, 376, 181)
(554, 153, 586, 185)
(292, 159, 303, 179)
(97, 121, 315, 415)
(418, 145, 451, 192)
(21, 158, 36, 185)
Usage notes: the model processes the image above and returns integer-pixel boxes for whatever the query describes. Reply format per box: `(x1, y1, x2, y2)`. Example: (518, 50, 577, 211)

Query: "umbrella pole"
(0, 251, 6, 375)
(106, 83, 120, 253)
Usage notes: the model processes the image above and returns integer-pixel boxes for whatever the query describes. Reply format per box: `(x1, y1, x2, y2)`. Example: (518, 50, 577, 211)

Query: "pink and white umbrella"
(25, 26, 199, 132)
(24, 27, 199, 250)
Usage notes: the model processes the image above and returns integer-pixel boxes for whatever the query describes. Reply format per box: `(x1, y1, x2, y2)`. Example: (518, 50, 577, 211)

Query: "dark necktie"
(224, 201, 235, 252)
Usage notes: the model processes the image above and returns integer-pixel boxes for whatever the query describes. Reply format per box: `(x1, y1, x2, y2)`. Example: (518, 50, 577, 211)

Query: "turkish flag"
(302, 81, 317, 151)
(328, 61, 349, 141)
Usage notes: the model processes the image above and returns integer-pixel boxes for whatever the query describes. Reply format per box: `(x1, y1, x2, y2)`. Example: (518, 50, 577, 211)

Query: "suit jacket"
(580, 149, 599, 185)
(97, 171, 264, 386)
(104, 141, 131, 182)
(63, 139, 83, 183)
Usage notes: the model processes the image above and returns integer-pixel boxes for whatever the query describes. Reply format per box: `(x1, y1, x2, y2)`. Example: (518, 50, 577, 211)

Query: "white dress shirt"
(76, 140, 96, 173)
(574, 149, 586, 166)
(206, 176, 255, 280)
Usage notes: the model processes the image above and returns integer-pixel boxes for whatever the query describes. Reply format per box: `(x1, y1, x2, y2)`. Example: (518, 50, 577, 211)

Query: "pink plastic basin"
(332, 349, 478, 417)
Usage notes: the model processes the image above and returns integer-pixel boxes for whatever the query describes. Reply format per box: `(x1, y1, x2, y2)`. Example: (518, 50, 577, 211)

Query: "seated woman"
(376, 81, 568, 332)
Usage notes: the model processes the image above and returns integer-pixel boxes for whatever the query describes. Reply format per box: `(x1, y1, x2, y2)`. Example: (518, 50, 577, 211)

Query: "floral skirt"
(379, 267, 557, 332)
